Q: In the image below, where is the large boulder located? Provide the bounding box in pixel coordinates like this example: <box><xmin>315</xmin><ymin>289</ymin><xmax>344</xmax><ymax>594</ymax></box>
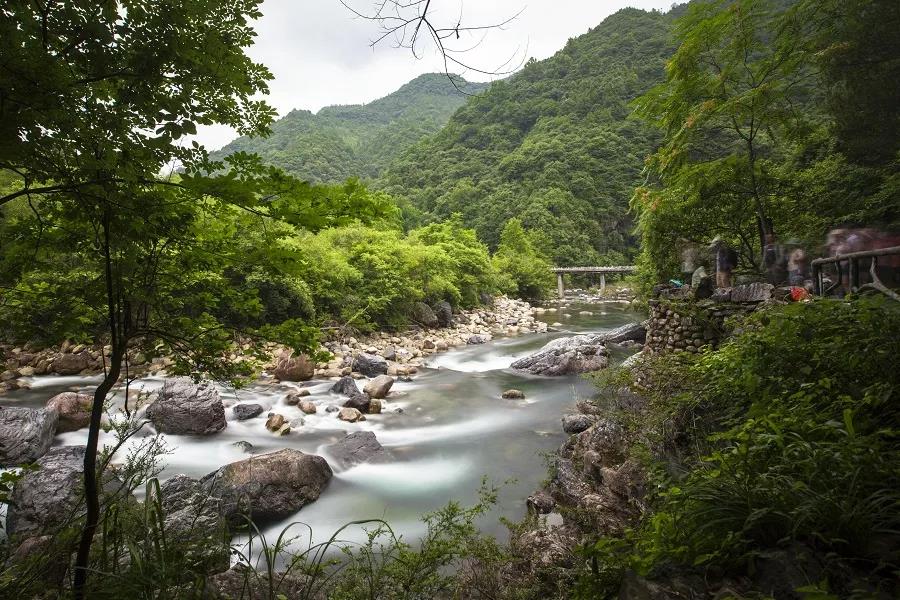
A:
<box><xmin>0</xmin><ymin>406</ymin><xmax>58</xmax><ymax>467</ymax></box>
<box><xmin>600</xmin><ymin>322</ymin><xmax>646</xmax><ymax>344</ymax></box>
<box><xmin>510</xmin><ymin>334</ymin><xmax>610</xmax><ymax>375</ymax></box>
<box><xmin>201</xmin><ymin>449</ymin><xmax>332</xmax><ymax>526</ymax></box>
<box><xmin>411</xmin><ymin>302</ymin><xmax>439</xmax><ymax>328</ymax></box>
<box><xmin>363</xmin><ymin>375</ymin><xmax>394</xmax><ymax>399</ymax></box>
<box><xmin>272</xmin><ymin>352</ymin><xmax>314</xmax><ymax>382</ymax></box>
<box><xmin>6</xmin><ymin>446</ymin><xmax>86</xmax><ymax>538</ymax></box>
<box><xmin>160</xmin><ymin>474</ymin><xmax>229</xmax><ymax>572</ymax></box>
<box><xmin>46</xmin><ymin>392</ymin><xmax>93</xmax><ymax>432</ymax></box>
<box><xmin>352</xmin><ymin>353</ymin><xmax>388</xmax><ymax>378</ymax></box>
<box><xmin>146</xmin><ymin>379</ymin><xmax>226</xmax><ymax>435</ymax></box>
<box><xmin>331</xmin><ymin>376</ymin><xmax>361</xmax><ymax>396</ymax></box>
<box><xmin>433</xmin><ymin>300</ymin><xmax>454</xmax><ymax>327</ymax></box>
<box><xmin>51</xmin><ymin>353</ymin><xmax>90</xmax><ymax>375</ymax></box>
<box><xmin>6</xmin><ymin>446</ymin><xmax>127</xmax><ymax>541</ymax></box>
<box><xmin>325</xmin><ymin>431</ymin><xmax>388</xmax><ymax>469</ymax></box>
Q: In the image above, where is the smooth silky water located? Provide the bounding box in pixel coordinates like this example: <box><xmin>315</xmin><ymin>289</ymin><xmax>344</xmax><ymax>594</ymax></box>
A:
<box><xmin>4</xmin><ymin>301</ymin><xmax>643</xmax><ymax>558</ymax></box>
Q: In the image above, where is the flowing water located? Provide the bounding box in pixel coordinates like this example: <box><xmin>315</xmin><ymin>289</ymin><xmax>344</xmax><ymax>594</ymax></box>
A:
<box><xmin>4</xmin><ymin>300</ymin><xmax>642</xmax><ymax>554</ymax></box>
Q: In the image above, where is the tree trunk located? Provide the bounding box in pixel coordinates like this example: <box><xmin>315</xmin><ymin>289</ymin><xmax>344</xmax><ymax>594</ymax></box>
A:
<box><xmin>72</xmin><ymin>347</ymin><xmax>123</xmax><ymax>597</ymax></box>
<box><xmin>73</xmin><ymin>205</ymin><xmax>124</xmax><ymax>599</ymax></box>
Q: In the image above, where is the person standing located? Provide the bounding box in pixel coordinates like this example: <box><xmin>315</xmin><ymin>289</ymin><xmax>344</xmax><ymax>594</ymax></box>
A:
<box><xmin>710</xmin><ymin>237</ymin><xmax>737</xmax><ymax>288</ymax></box>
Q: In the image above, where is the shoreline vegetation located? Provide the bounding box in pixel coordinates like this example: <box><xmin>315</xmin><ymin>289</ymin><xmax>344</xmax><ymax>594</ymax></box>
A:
<box><xmin>1</xmin><ymin>0</ymin><xmax>897</xmax><ymax>597</ymax></box>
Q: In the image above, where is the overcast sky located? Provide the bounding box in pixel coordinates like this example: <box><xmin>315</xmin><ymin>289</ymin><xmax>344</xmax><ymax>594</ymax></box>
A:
<box><xmin>195</xmin><ymin>0</ymin><xmax>676</xmax><ymax>150</ymax></box>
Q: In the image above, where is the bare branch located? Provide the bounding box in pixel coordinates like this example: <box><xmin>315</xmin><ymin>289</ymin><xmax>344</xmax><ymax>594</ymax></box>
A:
<box><xmin>340</xmin><ymin>0</ymin><xmax>525</xmax><ymax>93</ymax></box>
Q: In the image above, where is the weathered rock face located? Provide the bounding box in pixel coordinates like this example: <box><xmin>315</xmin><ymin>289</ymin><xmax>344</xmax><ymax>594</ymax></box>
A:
<box><xmin>0</xmin><ymin>406</ymin><xmax>58</xmax><ymax>467</ymax></box>
<box><xmin>573</xmin><ymin>419</ymin><xmax>626</xmax><ymax>468</ymax></box>
<box><xmin>511</xmin><ymin>521</ymin><xmax>580</xmax><ymax>578</ymax></box>
<box><xmin>160</xmin><ymin>474</ymin><xmax>230</xmax><ymax>572</ymax></box>
<box><xmin>467</xmin><ymin>334</ymin><xmax>488</xmax><ymax>345</ymax></box>
<box><xmin>201</xmin><ymin>449</ymin><xmax>332</xmax><ymax>525</ymax></box>
<box><xmin>265</xmin><ymin>413</ymin><xmax>286</xmax><ymax>432</ymax></box>
<box><xmin>561</xmin><ymin>414</ymin><xmax>595</xmax><ymax>434</ymax></box>
<box><xmin>433</xmin><ymin>300</ymin><xmax>454</xmax><ymax>327</ymax></box>
<box><xmin>272</xmin><ymin>353</ymin><xmax>314</xmax><ymax>382</ymax></box>
<box><xmin>46</xmin><ymin>392</ymin><xmax>93</xmax><ymax>432</ymax></box>
<box><xmin>411</xmin><ymin>302</ymin><xmax>439</xmax><ymax>328</ymax></box>
<box><xmin>526</xmin><ymin>490</ymin><xmax>556</xmax><ymax>515</ymax></box>
<box><xmin>147</xmin><ymin>379</ymin><xmax>226</xmax><ymax>435</ymax></box>
<box><xmin>549</xmin><ymin>458</ymin><xmax>593</xmax><ymax>506</ymax></box>
<box><xmin>326</xmin><ymin>431</ymin><xmax>388</xmax><ymax>469</ymax></box>
<box><xmin>51</xmin><ymin>352</ymin><xmax>89</xmax><ymax>375</ymax></box>
<box><xmin>331</xmin><ymin>376</ymin><xmax>361</xmax><ymax>396</ymax></box>
<box><xmin>502</xmin><ymin>389</ymin><xmax>525</xmax><ymax>399</ymax></box>
<box><xmin>298</xmin><ymin>400</ymin><xmax>317</xmax><ymax>415</ymax></box>
<box><xmin>352</xmin><ymin>353</ymin><xmax>388</xmax><ymax>377</ymax></box>
<box><xmin>363</xmin><ymin>375</ymin><xmax>394</xmax><ymax>399</ymax></box>
<box><xmin>232</xmin><ymin>403</ymin><xmax>264</xmax><ymax>421</ymax></box>
<box><xmin>511</xmin><ymin>334</ymin><xmax>610</xmax><ymax>376</ymax></box>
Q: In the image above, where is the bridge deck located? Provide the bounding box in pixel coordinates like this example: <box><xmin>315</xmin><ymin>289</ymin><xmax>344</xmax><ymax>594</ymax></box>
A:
<box><xmin>550</xmin><ymin>266</ymin><xmax>637</xmax><ymax>274</ymax></box>
<box><xmin>551</xmin><ymin>266</ymin><xmax>636</xmax><ymax>298</ymax></box>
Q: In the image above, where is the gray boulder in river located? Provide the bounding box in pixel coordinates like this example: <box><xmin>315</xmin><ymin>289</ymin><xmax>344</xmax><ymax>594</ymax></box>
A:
<box><xmin>325</xmin><ymin>431</ymin><xmax>389</xmax><ymax>469</ymax></box>
<box><xmin>352</xmin><ymin>353</ymin><xmax>388</xmax><ymax>377</ymax></box>
<box><xmin>510</xmin><ymin>322</ymin><xmax>646</xmax><ymax>376</ymax></box>
<box><xmin>600</xmin><ymin>322</ymin><xmax>647</xmax><ymax>344</ymax></box>
<box><xmin>201</xmin><ymin>448</ymin><xmax>332</xmax><ymax>526</ymax></box>
<box><xmin>0</xmin><ymin>406</ymin><xmax>58</xmax><ymax>467</ymax></box>
<box><xmin>7</xmin><ymin>446</ymin><xmax>127</xmax><ymax>539</ymax></box>
<box><xmin>510</xmin><ymin>334</ymin><xmax>610</xmax><ymax>375</ymax></box>
<box><xmin>147</xmin><ymin>378</ymin><xmax>226</xmax><ymax>435</ymax></box>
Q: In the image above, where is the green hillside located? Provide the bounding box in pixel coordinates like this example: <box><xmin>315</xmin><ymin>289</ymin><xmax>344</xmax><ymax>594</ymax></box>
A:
<box><xmin>380</xmin><ymin>8</ymin><xmax>680</xmax><ymax>265</ymax></box>
<box><xmin>211</xmin><ymin>73</ymin><xmax>487</xmax><ymax>183</ymax></box>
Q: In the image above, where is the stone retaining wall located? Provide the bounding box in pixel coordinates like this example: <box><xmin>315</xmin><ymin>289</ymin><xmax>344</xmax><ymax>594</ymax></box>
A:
<box><xmin>645</xmin><ymin>282</ymin><xmax>779</xmax><ymax>355</ymax></box>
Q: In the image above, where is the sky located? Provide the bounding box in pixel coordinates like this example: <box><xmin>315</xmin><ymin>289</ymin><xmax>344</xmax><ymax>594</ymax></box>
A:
<box><xmin>195</xmin><ymin>0</ymin><xmax>676</xmax><ymax>150</ymax></box>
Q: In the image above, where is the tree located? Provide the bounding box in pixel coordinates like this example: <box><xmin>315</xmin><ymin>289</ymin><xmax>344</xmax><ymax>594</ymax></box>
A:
<box><xmin>633</xmin><ymin>0</ymin><xmax>812</xmax><ymax>267</ymax></box>
<box><xmin>492</xmin><ymin>218</ymin><xmax>554</xmax><ymax>301</ymax></box>
<box><xmin>0</xmin><ymin>2</ymin><xmax>386</xmax><ymax>595</ymax></box>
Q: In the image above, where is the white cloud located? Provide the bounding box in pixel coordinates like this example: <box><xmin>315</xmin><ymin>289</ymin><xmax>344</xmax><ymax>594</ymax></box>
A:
<box><xmin>195</xmin><ymin>0</ymin><xmax>676</xmax><ymax>150</ymax></box>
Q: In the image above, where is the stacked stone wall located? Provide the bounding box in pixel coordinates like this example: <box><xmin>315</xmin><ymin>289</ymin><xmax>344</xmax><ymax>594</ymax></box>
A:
<box><xmin>645</xmin><ymin>282</ymin><xmax>778</xmax><ymax>354</ymax></box>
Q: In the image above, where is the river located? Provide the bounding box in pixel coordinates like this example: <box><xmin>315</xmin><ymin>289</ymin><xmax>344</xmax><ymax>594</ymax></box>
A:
<box><xmin>4</xmin><ymin>300</ymin><xmax>642</xmax><ymax>556</ymax></box>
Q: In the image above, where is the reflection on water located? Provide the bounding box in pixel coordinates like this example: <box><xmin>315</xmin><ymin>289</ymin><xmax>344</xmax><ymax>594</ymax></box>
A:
<box><xmin>4</xmin><ymin>301</ymin><xmax>643</xmax><ymax>551</ymax></box>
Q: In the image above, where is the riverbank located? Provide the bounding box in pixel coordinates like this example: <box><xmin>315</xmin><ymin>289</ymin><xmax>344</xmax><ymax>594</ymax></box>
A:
<box><xmin>0</xmin><ymin>296</ymin><xmax>546</xmax><ymax>395</ymax></box>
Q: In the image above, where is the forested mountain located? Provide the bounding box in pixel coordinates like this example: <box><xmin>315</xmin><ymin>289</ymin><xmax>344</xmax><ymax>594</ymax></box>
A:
<box><xmin>380</xmin><ymin>8</ymin><xmax>682</xmax><ymax>266</ymax></box>
<box><xmin>211</xmin><ymin>74</ymin><xmax>487</xmax><ymax>183</ymax></box>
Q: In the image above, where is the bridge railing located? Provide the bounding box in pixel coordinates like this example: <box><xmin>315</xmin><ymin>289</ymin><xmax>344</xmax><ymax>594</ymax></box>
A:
<box><xmin>811</xmin><ymin>245</ymin><xmax>900</xmax><ymax>299</ymax></box>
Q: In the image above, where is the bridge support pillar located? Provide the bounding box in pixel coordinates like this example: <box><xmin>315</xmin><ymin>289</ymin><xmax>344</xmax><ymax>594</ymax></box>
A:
<box><xmin>557</xmin><ymin>273</ymin><xmax>565</xmax><ymax>299</ymax></box>
<box><xmin>600</xmin><ymin>273</ymin><xmax>606</xmax><ymax>295</ymax></box>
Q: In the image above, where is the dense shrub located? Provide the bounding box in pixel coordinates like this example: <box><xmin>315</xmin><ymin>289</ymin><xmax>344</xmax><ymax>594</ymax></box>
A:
<box><xmin>578</xmin><ymin>298</ymin><xmax>900</xmax><ymax>598</ymax></box>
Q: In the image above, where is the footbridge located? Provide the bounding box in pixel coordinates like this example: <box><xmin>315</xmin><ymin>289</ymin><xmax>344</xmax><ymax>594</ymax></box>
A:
<box><xmin>551</xmin><ymin>266</ymin><xmax>637</xmax><ymax>298</ymax></box>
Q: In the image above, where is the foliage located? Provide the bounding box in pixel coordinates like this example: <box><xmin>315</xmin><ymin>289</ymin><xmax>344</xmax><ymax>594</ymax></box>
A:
<box><xmin>631</xmin><ymin>0</ymin><xmax>900</xmax><ymax>286</ymax></box>
<box><xmin>212</xmin><ymin>74</ymin><xmax>488</xmax><ymax>183</ymax></box>
<box><xmin>577</xmin><ymin>298</ymin><xmax>900</xmax><ymax>598</ymax></box>
<box><xmin>380</xmin><ymin>8</ymin><xmax>678</xmax><ymax>265</ymax></box>
<box><xmin>492</xmin><ymin>219</ymin><xmax>555</xmax><ymax>301</ymax></box>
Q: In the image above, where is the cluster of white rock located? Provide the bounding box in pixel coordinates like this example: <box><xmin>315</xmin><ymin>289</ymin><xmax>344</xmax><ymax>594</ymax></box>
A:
<box><xmin>313</xmin><ymin>297</ymin><xmax>546</xmax><ymax>379</ymax></box>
